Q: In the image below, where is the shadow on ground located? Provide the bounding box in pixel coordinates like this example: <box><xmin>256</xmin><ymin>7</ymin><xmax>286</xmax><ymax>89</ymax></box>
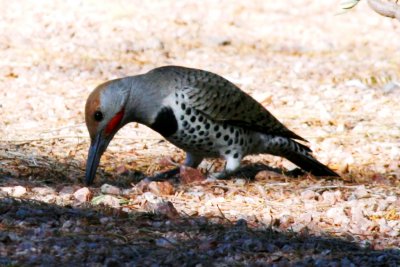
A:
<box><xmin>0</xmin><ymin>196</ymin><xmax>399</xmax><ymax>266</ymax></box>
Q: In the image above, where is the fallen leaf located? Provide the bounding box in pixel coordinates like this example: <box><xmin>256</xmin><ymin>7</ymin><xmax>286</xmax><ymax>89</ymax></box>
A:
<box><xmin>180</xmin><ymin>166</ymin><xmax>205</xmax><ymax>184</ymax></box>
<box><xmin>148</xmin><ymin>181</ymin><xmax>175</xmax><ymax>195</ymax></box>
<box><xmin>155</xmin><ymin>201</ymin><xmax>180</xmax><ymax>219</ymax></box>
<box><xmin>73</xmin><ymin>187</ymin><xmax>92</xmax><ymax>203</ymax></box>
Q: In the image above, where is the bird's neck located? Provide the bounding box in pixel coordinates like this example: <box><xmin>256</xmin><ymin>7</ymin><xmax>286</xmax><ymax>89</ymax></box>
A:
<box><xmin>124</xmin><ymin>74</ymin><xmax>173</xmax><ymax>127</ymax></box>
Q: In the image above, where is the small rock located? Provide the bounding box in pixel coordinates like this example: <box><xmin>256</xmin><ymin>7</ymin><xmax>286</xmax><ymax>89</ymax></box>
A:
<box><xmin>291</xmin><ymin>222</ymin><xmax>307</xmax><ymax>232</ymax></box>
<box><xmin>300</xmin><ymin>190</ymin><xmax>317</xmax><ymax>201</ymax></box>
<box><xmin>298</xmin><ymin>212</ymin><xmax>313</xmax><ymax>224</ymax></box>
<box><xmin>39</xmin><ymin>194</ymin><xmax>56</xmax><ymax>203</ymax></box>
<box><xmin>322</xmin><ymin>190</ymin><xmax>341</xmax><ymax>205</ymax></box>
<box><xmin>73</xmin><ymin>187</ymin><xmax>92</xmax><ymax>203</ymax></box>
<box><xmin>382</xmin><ymin>81</ymin><xmax>400</xmax><ymax>94</ymax></box>
<box><xmin>234</xmin><ymin>179</ymin><xmax>246</xmax><ymax>187</ymax></box>
<box><xmin>93</xmin><ymin>195</ymin><xmax>121</xmax><ymax>208</ymax></box>
<box><xmin>0</xmin><ymin>186</ymin><xmax>27</xmax><ymax>197</ymax></box>
<box><xmin>281</xmin><ymin>244</ymin><xmax>294</xmax><ymax>252</ymax></box>
<box><xmin>377</xmin><ymin>218</ymin><xmax>391</xmax><ymax>234</ymax></box>
<box><xmin>121</xmin><ymin>188</ymin><xmax>135</xmax><ymax>196</ymax></box>
<box><xmin>148</xmin><ymin>181</ymin><xmax>175</xmax><ymax>195</ymax></box>
<box><xmin>135</xmin><ymin>179</ymin><xmax>151</xmax><ymax>193</ymax></box>
<box><xmin>155</xmin><ymin>201</ymin><xmax>180</xmax><ymax>219</ymax></box>
<box><xmin>262</xmin><ymin>213</ymin><xmax>273</xmax><ymax>225</ymax></box>
<box><xmin>180</xmin><ymin>166</ymin><xmax>205</xmax><ymax>184</ymax></box>
<box><xmin>31</xmin><ymin>187</ymin><xmax>56</xmax><ymax>195</ymax></box>
<box><xmin>278</xmin><ymin>214</ymin><xmax>295</xmax><ymax>229</ymax></box>
<box><xmin>15</xmin><ymin>208</ymin><xmax>31</xmax><ymax>219</ymax></box>
<box><xmin>62</xmin><ymin>220</ymin><xmax>73</xmax><ymax>229</ymax></box>
<box><xmin>353</xmin><ymin>185</ymin><xmax>369</xmax><ymax>199</ymax></box>
<box><xmin>341</xmin><ymin>257</ymin><xmax>355</xmax><ymax>267</ymax></box>
<box><xmin>100</xmin><ymin>217</ymin><xmax>110</xmax><ymax>224</ymax></box>
<box><xmin>101</xmin><ymin>184</ymin><xmax>122</xmax><ymax>195</ymax></box>
<box><xmin>326</xmin><ymin>206</ymin><xmax>350</xmax><ymax>225</ymax></box>
<box><xmin>59</xmin><ymin>186</ymin><xmax>75</xmax><ymax>196</ymax></box>
<box><xmin>155</xmin><ymin>237</ymin><xmax>176</xmax><ymax>248</ymax></box>
<box><xmin>13</xmin><ymin>186</ymin><xmax>27</xmax><ymax>197</ymax></box>
<box><xmin>58</xmin><ymin>187</ymin><xmax>75</xmax><ymax>202</ymax></box>
<box><xmin>376</xmin><ymin>200</ymin><xmax>388</xmax><ymax>211</ymax></box>
<box><xmin>350</xmin><ymin>205</ymin><xmax>372</xmax><ymax>231</ymax></box>
<box><xmin>142</xmin><ymin>192</ymin><xmax>164</xmax><ymax>205</ymax></box>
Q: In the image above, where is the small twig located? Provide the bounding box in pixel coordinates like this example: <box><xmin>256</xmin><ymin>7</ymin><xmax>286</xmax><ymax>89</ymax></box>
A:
<box><xmin>216</xmin><ymin>204</ymin><xmax>232</xmax><ymax>223</ymax></box>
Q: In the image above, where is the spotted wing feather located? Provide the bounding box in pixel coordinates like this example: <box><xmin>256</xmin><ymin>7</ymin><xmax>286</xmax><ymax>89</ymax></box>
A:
<box><xmin>157</xmin><ymin>66</ymin><xmax>307</xmax><ymax>142</ymax></box>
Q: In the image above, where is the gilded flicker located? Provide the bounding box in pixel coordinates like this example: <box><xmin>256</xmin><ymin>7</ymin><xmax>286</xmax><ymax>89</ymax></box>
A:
<box><xmin>84</xmin><ymin>66</ymin><xmax>338</xmax><ymax>185</ymax></box>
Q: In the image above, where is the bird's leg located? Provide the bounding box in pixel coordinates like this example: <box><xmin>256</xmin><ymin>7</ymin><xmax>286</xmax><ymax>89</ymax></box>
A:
<box><xmin>212</xmin><ymin>155</ymin><xmax>241</xmax><ymax>180</ymax></box>
<box><xmin>147</xmin><ymin>153</ymin><xmax>203</xmax><ymax>181</ymax></box>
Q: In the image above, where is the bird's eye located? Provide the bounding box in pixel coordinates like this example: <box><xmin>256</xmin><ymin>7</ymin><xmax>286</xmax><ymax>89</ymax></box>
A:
<box><xmin>94</xmin><ymin>111</ymin><xmax>104</xmax><ymax>122</ymax></box>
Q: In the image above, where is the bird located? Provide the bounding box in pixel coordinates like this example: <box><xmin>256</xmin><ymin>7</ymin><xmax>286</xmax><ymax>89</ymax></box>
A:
<box><xmin>84</xmin><ymin>66</ymin><xmax>339</xmax><ymax>185</ymax></box>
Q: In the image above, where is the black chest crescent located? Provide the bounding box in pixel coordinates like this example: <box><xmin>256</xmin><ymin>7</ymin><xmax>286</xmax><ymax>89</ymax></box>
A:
<box><xmin>150</xmin><ymin>106</ymin><xmax>178</xmax><ymax>137</ymax></box>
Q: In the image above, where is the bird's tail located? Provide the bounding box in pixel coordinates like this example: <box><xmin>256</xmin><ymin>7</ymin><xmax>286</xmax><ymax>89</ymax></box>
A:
<box><xmin>285</xmin><ymin>148</ymin><xmax>339</xmax><ymax>177</ymax></box>
<box><xmin>262</xmin><ymin>136</ymin><xmax>339</xmax><ymax>177</ymax></box>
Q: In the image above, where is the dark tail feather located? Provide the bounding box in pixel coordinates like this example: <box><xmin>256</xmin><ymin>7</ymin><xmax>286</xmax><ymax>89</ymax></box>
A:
<box><xmin>285</xmin><ymin>152</ymin><xmax>340</xmax><ymax>177</ymax></box>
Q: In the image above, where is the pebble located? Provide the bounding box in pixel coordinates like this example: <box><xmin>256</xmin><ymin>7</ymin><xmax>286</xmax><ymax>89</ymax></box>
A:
<box><xmin>148</xmin><ymin>181</ymin><xmax>175</xmax><ymax>195</ymax></box>
<box><xmin>300</xmin><ymin>190</ymin><xmax>317</xmax><ymax>201</ymax></box>
<box><xmin>93</xmin><ymin>195</ymin><xmax>121</xmax><ymax>208</ymax></box>
<box><xmin>298</xmin><ymin>212</ymin><xmax>313</xmax><ymax>224</ymax></box>
<box><xmin>61</xmin><ymin>220</ymin><xmax>72</xmax><ymax>230</ymax></box>
<box><xmin>180</xmin><ymin>166</ymin><xmax>206</xmax><ymax>184</ymax></box>
<box><xmin>322</xmin><ymin>190</ymin><xmax>341</xmax><ymax>205</ymax></box>
<box><xmin>100</xmin><ymin>217</ymin><xmax>110</xmax><ymax>224</ymax></box>
<box><xmin>154</xmin><ymin>201</ymin><xmax>180</xmax><ymax>219</ymax></box>
<box><xmin>142</xmin><ymin>192</ymin><xmax>163</xmax><ymax>204</ymax></box>
<box><xmin>234</xmin><ymin>179</ymin><xmax>246</xmax><ymax>187</ymax></box>
<box><xmin>101</xmin><ymin>184</ymin><xmax>122</xmax><ymax>195</ymax></box>
<box><xmin>353</xmin><ymin>185</ymin><xmax>369</xmax><ymax>199</ymax></box>
<box><xmin>278</xmin><ymin>214</ymin><xmax>294</xmax><ymax>229</ymax></box>
<box><xmin>73</xmin><ymin>187</ymin><xmax>92</xmax><ymax>203</ymax></box>
<box><xmin>59</xmin><ymin>186</ymin><xmax>76</xmax><ymax>200</ymax></box>
<box><xmin>31</xmin><ymin>187</ymin><xmax>56</xmax><ymax>196</ymax></box>
<box><xmin>326</xmin><ymin>207</ymin><xmax>350</xmax><ymax>225</ymax></box>
<box><xmin>4</xmin><ymin>186</ymin><xmax>27</xmax><ymax>197</ymax></box>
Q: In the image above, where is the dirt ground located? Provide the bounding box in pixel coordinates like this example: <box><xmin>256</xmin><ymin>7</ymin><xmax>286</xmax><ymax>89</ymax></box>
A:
<box><xmin>0</xmin><ymin>0</ymin><xmax>399</xmax><ymax>266</ymax></box>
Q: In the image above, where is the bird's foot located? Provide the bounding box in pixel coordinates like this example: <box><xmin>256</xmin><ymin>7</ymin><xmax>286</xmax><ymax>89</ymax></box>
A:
<box><xmin>145</xmin><ymin>167</ymin><xmax>180</xmax><ymax>182</ymax></box>
<box><xmin>208</xmin><ymin>164</ymin><xmax>302</xmax><ymax>180</ymax></box>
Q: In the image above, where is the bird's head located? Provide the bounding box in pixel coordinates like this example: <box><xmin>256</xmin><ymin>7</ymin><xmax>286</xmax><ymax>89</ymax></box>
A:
<box><xmin>84</xmin><ymin>79</ymin><xmax>130</xmax><ymax>185</ymax></box>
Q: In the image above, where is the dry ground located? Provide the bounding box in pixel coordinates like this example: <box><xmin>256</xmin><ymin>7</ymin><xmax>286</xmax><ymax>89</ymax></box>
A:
<box><xmin>0</xmin><ymin>0</ymin><xmax>399</xmax><ymax>266</ymax></box>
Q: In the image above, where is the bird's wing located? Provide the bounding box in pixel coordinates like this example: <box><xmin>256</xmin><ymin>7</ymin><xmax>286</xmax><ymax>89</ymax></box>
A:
<box><xmin>176</xmin><ymin>68</ymin><xmax>307</xmax><ymax>141</ymax></box>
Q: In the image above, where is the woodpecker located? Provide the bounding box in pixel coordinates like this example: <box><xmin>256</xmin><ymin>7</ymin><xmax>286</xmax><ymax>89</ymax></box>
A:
<box><xmin>84</xmin><ymin>66</ymin><xmax>338</xmax><ymax>185</ymax></box>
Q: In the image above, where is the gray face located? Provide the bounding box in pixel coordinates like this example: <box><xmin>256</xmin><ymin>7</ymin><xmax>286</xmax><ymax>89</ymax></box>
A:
<box><xmin>84</xmin><ymin>79</ymin><xmax>131</xmax><ymax>185</ymax></box>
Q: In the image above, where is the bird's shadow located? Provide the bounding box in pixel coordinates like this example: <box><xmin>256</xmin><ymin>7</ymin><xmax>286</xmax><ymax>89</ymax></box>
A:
<box><xmin>220</xmin><ymin>163</ymin><xmax>307</xmax><ymax>180</ymax></box>
<box><xmin>1</xmin><ymin>197</ymin><xmax>399</xmax><ymax>266</ymax></box>
<box><xmin>115</xmin><ymin>162</ymin><xmax>316</xmax><ymax>188</ymax></box>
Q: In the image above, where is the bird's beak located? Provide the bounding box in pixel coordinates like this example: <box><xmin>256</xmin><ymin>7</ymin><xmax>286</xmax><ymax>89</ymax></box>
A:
<box><xmin>85</xmin><ymin>131</ymin><xmax>110</xmax><ymax>185</ymax></box>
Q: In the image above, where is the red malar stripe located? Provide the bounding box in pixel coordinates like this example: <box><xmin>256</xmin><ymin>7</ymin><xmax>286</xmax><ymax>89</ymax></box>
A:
<box><xmin>105</xmin><ymin>109</ymin><xmax>124</xmax><ymax>134</ymax></box>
